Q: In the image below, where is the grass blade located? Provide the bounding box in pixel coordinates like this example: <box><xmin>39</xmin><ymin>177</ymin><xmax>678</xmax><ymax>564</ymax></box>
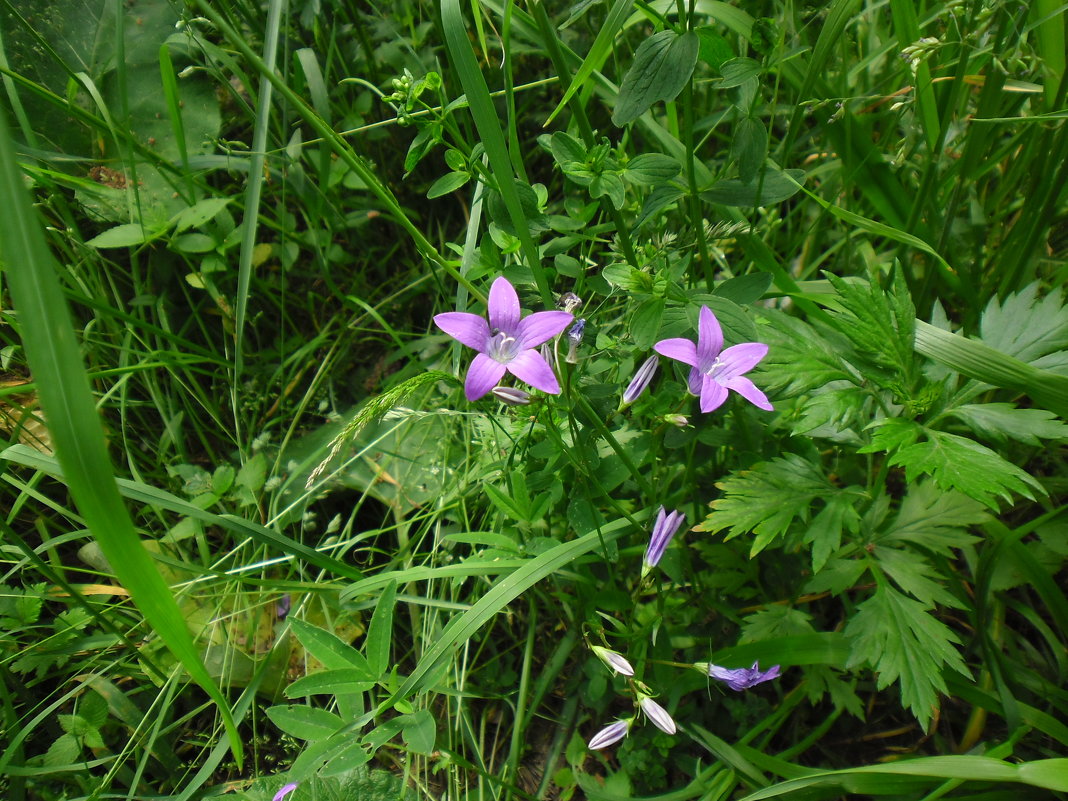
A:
<box><xmin>0</xmin><ymin>108</ymin><xmax>242</xmax><ymax>765</ymax></box>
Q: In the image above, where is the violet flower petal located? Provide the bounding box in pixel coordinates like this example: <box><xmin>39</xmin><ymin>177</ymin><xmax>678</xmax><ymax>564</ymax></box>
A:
<box><xmin>488</xmin><ymin>276</ymin><xmax>521</xmax><ymax>333</ymax></box>
<box><xmin>698</xmin><ymin>378</ymin><xmax>729</xmax><ymax>413</ymax></box>
<box><xmin>434</xmin><ymin>312</ymin><xmax>491</xmax><ymax>352</ymax></box>
<box><xmin>515</xmin><ymin>310</ymin><xmax>574</xmax><ymax>349</ymax></box>
<box><xmin>686</xmin><ymin>366</ymin><xmax>704</xmax><ymax>397</ymax></box>
<box><xmin>717</xmin><ymin>342</ymin><xmax>770</xmax><ymax>380</ymax></box>
<box><xmin>588</xmin><ymin>719</ymin><xmax>631</xmax><ymax>750</ymax></box>
<box><xmin>696</xmin><ymin>305</ymin><xmax>724</xmax><ymax>368</ymax></box>
<box><xmin>273</xmin><ymin>783</ymin><xmax>299</xmax><ymax>801</ymax></box>
<box><xmin>639</xmin><ymin>697</ymin><xmax>677</xmax><ymax>735</ymax></box>
<box><xmin>724</xmin><ymin>376</ymin><xmax>773</xmax><ymax>410</ymax></box>
<box><xmin>465</xmin><ymin>354</ymin><xmax>507</xmax><ymax>400</ymax></box>
<box><xmin>707</xmin><ymin>661</ymin><xmax>781</xmax><ymax>691</ymax></box>
<box><xmin>507</xmin><ymin>350</ymin><xmax>561</xmax><ymax>394</ymax></box>
<box><xmin>654</xmin><ymin>337</ymin><xmax>699</xmax><ymax>367</ymax></box>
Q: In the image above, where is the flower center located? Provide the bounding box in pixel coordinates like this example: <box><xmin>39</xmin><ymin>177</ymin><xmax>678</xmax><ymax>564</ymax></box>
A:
<box><xmin>704</xmin><ymin>356</ymin><xmax>725</xmax><ymax>381</ymax></box>
<box><xmin>488</xmin><ymin>331</ymin><xmax>519</xmax><ymax>363</ymax></box>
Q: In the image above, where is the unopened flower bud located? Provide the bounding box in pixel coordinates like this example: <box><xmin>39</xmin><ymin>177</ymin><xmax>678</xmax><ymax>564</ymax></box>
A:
<box><xmin>491</xmin><ymin>386</ymin><xmax>532</xmax><ymax>405</ymax></box>
<box><xmin>558</xmin><ymin>292</ymin><xmax>583</xmax><ymax>314</ymax></box>
<box><xmin>591</xmin><ymin>645</ymin><xmax>634</xmax><ymax>676</ymax></box>
<box><xmin>638</xmin><ymin>696</ymin><xmax>676</xmax><ymax>735</ymax></box>
<box><xmin>588</xmin><ymin>719</ymin><xmax>631</xmax><ymax>750</ymax></box>
<box><xmin>663</xmin><ymin>414</ymin><xmax>689</xmax><ymax>427</ymax></box>
<box><xmin>566</xmin><ymin>318</ymin><xmax>586</xmax><ymax>364</ymax></box>
<box><xmin>622</xmin><ymin>355</ymin><xmax>659</xmax><ymax>406</ymax></box>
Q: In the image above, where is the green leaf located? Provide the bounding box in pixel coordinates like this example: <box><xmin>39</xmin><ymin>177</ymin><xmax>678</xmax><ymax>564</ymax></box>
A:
<box><xmin>426</xmin><ymin>171</ymin><xmax>470</xmax><ymax>199</ymax></box>
<box><xmin>825</xmin><ymin>273</ymin><xmax>915</xmax><ymax>379</ymax></box>
<box><xmin>845</xmin><ymin>585</ymin><xmax>969</xmax><ymax>729</ymax></box>
<box><xmin>980</xmin><ymin>283</ymin><xmax>1068</xmax><ymax>363</ymax></box>
<box><xmin>589</xmin><ymin>171</ymin><xmax>625</xmax><ymax>209</ymax></box>
<box><xmin>805</xmin><ymin>490</ymin><xmax>863</xmax><ymax>572</ymax></box>
<box><xmin>732</xmin><ymin>116</ymin><xmax>768</xmax><ymax>184</ymax></box>
<box><xmin>860</xmin><ymin>417</ymin><xmax>922</xmax><ymax>454</ymax></box>
<box><xmin>702</xmin><ymin>168</ymin><xmax>805</xmax><ymax>207</ymax></box>
<box><xmin>289</xmin><ymin>619</ymin><xmax>375</xmax><ymax>675</ymax></box>
<box><xmin>400</xmin><ymin>709</ymin><xmax>436</xmax><ymax>755</ymax></box>
<box><xmin>365</xmin><ymin>581</ymin><xmax>397</xmax><ymax>678</ymax></box>
<box><xmin>718</xmin><ymin>57</ymin><xmax>761</xmax><ymax>88</ymax></box>
<box><xmin>881</xmin><ymin>483</ymin><xmax>987</xmax><ymax>556</ymax></box>
<box><xmin>623</xmin><ymin>153</ymin><xmax>682</xmax><ymax>185</ymax></box>
<box><xmin>872</xmin><ymin>546</ymin><xmax>964</xmax><ymax>608</ymax></box>
<box><xmin>695</xmin><ymin>454</ymin><xmax>833</xmax><ymax>555</ymax></box>
<box><xmin>172</xmin><ymin>198</ymin><xmax>232</xmax><ymax>232</ymax></box>
<box><xmin>889</xmin><ymin>430</ymin><xmax>1044</xmax><ymax>510</ymax></box>
<box><xmin>549</xmin><ymin>131</ymin><xmax>586</xmax><ymax>165</ymax></box>
<box><xmin>947</xmin><ymin>402</ymin><xmax>1068</xmax><ymax>446</ymax></box>
<box><xmin>612</xmin><ymin>30</ymin><xmax>700</xmax><ymax>127</ymax></box>
<box><xmin>284</xmin><ymin>669</ymin><xmax>377</xmax><ymax>697</ymax></box>
<box><xmin>86</xmin><ymin>223</ymin><xmax>158</xmax><ymax>248</ymax></box>
<box><xmin>265</xmin><ymin>705</ymin><xmax>344</xmax><ymax>741</ymax></box>
<box><xmin>695</xmin><ymin>27</ymin><xmax>734</xmax><ymax>71</ymax></box>
<box><xmin>714</xmin><ymin>273</ymin><xmax>772</xmax><ymax>305</ymax></box>
<box><xmin>630</xmin><ymin>297</ymin><xmax>665</xmax><ymax>350</ymax></box>
<box><xmin>44</xmin><ymin>734</ymin><xmax>80</xmax><ymax>767</ymax></box>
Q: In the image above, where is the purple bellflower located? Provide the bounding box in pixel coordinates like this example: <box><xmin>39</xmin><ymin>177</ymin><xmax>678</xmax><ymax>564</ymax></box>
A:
<box><xmin>654</xmin><ymin>305</ymin><xmax>772</xmax><ymax>413</ymax></box>
<box><xmin>588</xmin><ymin>718</ymin><xmax>632</xmax><ymax>750</ymax></box>
<box><xmin>273</xmin><ymin>782</ymin><xmax>299</xmax><ymax>801</ymax></box>
<box><xmin>642</xmin><ymin>507</ymin><xmax>686</xmax><ymax>577</ymax></box>
<box><xmin>639</xmin><ymin>697</ymin><xmax>677</xmax><ymax>735</ymax></box>
<box><xmin>701</xmin><ymin>661</ymin><xmax>781</xmax><ymax>691</ymax></box>
<box><xmin>434</xmin><ymin>277</ymin><xmax>573</xmax><ymax>401</ymax></box>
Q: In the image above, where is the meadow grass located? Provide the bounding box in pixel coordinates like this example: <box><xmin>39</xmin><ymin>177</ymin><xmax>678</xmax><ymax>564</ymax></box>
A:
<box><xmin>1</xmin><ymin>0</ymin><xmax>1066</xmax><ymax>799</ymax></box>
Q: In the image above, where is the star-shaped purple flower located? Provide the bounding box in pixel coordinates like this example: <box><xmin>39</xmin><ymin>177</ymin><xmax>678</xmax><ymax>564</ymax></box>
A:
<box><xmin>434</xmin><ymin>277</ymin><xmax>573</xmax><ymax>401</ymax></box>
<box><xmin>654</xmin><ymin>305</ymin><xmax>772</xmax><ymax>413</ymax></box>
<box><xmin>706</xmin><ymin>661</ymin><xmax>781</xmax><ymax>691</ymax></box>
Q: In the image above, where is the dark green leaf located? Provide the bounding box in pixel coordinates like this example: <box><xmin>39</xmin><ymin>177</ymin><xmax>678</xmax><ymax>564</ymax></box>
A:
<box><xmin>265</xmin><ymin>705</ymin><xmax>344</xmax><ymax>741</ymax></box>
<box><xmin>947</xmin><ymin>402</ymin><xmax>1068</xmax><ymax>446</ymax></box>
<box><xmin>714</xmin><ymin>273</ymin><xmax>772</xmax><ymax>305</ymax></box>
<box><xmin>366</xmin><ymin>580</ymin><xmax>397</xmax><ymax>678</ymax></box>
<box><xmin>845</xmin><ymin>585</ymin><xmax>969</xmax><ymax>729</ymax></box>
<box><xmin>695</xmin><ymin>27</ymin><xmax>733</xmax><ymax>70</ymax></box>
<box><xmin>285</xmin><ymin>669</ymin><xmax>377</xmax><ymax>697</ymax></box>
<box><xmin>613</xmin><ymin>30</ymin><xmax>700</xmax><ymax>126</ymax></box>
<box><xmin>702</xmin><ymin>168</ymin><xmax>805</xmax><ymax>207</ymax></box>
<box><xmin>401</xmin><ymin>709</ymin><xmax>436</xmax><ymax>755</ymax></box>
<box><xmin>590</xmin><ymin>171</ymin><xmax>625</xmax><ymax>209</ymax></box>
<box><xmin>733</xmin><ymin>117</ymin><xmax>768</xmax><ymax>184</ymax></box>
<box><xmin>624</xmin><ymin>153</ymin><xmax>682</xmax><ymax>185</ymax></box>
<box><xmin>630</xmin><ymin>297</ymin><xmax>665</xmax><ymax>350</ymax></box>
<box><xmin>889</xmin><ymin>430</ymin><xmax>1044</xmax><ymax>509</ymax></box>
<box><xmin>426</xmin><ymin>171</ymin><xmax>470</xmax><ymax>199</ymax></box>
<box><xmin>718</xmin><ymin>57</ymin><xmax>761</xmax><ymax>88</ymax></box>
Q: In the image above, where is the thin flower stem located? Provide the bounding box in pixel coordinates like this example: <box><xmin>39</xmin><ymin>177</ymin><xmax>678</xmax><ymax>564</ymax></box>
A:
<box><xmin>571</xmin><ymin>393</ymin><xmax>654</xmax><ymax>499</ymax></box>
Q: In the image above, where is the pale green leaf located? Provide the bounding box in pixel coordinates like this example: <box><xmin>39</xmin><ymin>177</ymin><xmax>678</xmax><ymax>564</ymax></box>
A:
<box><xmin>284</xmin><ymin>669</ymin><xmax>376</xmax><ymax>697</ymax></box>
<box><xmin>980</xmin><ymin>283</ymin><xmax>1068</xmax><ymax>363</ymax></box>
<box><xmin>365</xmin><ymin>580</ymin><xmax>397</xmax><ymax>678</ymax></box>
<box><xmin>289</xmin><ymin>619</ymin><xmax>374</xmax><ymax>675</ymax></box>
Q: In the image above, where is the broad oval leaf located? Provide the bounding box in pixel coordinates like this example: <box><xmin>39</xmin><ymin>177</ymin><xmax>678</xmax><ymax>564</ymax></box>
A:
<box><xmin>625</xmin><ymin>153</ymin><xmax>682</xmax><ymax>185</ymax></box>
<box><xmin>284</xmin><ymin>668</ymin><xmax>377</xmax><ymax>697</ymax></box>
<box><xmin>265</xmin><ymin>704</ymin><xmax>344</xmax><ymax>741</ymax></box>
<box><xmin>613</xmin><ymin>30</ymin><xmax>699</xmax><ymax>126</ymax></box>
<box><xmin>702</xmin><ymin>168</ymin><xmax>805</xmax><ymax>207</ymax></box>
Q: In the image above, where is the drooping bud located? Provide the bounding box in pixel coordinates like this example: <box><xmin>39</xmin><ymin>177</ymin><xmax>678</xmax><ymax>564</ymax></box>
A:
<box><xmin>491</xmin><ymin>386</ymin><xmax>533</xmax><ymax>406</ymax></box>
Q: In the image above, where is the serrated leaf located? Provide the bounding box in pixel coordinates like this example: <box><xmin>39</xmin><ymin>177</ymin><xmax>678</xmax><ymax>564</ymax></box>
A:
<box><xmin>859</xmin><ymin>417</ymin><xmax>922</xmax><ymax>454</ymax></box>
<box><xmin>826</xmin><ymin>273</ymin><xmax>915</xmax><ymax>380</ymax></box>
<box><xmin>804</xmin><ymin>557</ymin><xmax>868</xmax><ymax>596</ymax></box>
<box><xmin>845</xmin><ymin>585</ymin><xmax>969</xmax><ymax>729</ymax></box>
<box><xmin>890</xmin><ymin>430</ymin><xmax>1044</xmax><ymax>509</ymax></box>
<box><xmin>980</xmin><ymin>283</ymin><xmax>1068</xmax><ymax>363</ymax></box>
<box><xmin>759</xmin><ymin>310</ymin><xmax>856</xmax><ymax>396</ymax></box>
<box><xmin>805</xmin><ymin>490</ymin><xmax>864</xmax><ymax>572</ymax></box>
<box><xmin>44</xmin><ymin>734</ymin><xmax>80</xmax><ymax>767</ymax></box>
<box><xmin>265</xmin><ymin>705</ymin><xmax>344</xmax><ymax>741</ymax></box>
<box><xmin>873</xmin><ymin>546</ymin><xmax>964</xmax><ymax>608</ymax></box>
<box><xmin>702</xmin><ymin>168</ymin><xmax>805</xmax><ymax>207</ymax></box>
<box><xmin>733</xmin><ymin>117</ymin><xmax>768</xmax><ymax>184</ymax></box>
<box><xmin>624</xmin><ymin>153</ymin><xmax>682</xmax><ymax>185</ymax></box>
<box><xmin>740</xmin><ymin>606</ymin><xmax>814</xmax><ymax>643</ymax></box>
<box><xmin>613</xmin><ymin>30</ymin><xmax>699</xmax><ymax>126</ymax></box>
<box><xmin>946</xmin><ymin>402</ymin><xmax>1068</xmax><ymax>446</ymax></box>
<box><xmin>695</xmin><ymin>454</ymin><xmax>833</xmax><ymax>555</ymax></box>
<box><xmin>793</xmin><ymin>386</ymin><xmax>870</xmax><ymax>442</ymax></box>
<box><xmin>882</xmin><ymin>483</ymin><xmax>987</xmax><ymax>556</ymax></box>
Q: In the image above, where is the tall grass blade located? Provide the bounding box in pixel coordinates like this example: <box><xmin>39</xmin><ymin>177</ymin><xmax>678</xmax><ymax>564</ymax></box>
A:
<box><xmin>0</xmin><ymin>109</ymin><xmax>242</xmax><ymax>764</ymax></box>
